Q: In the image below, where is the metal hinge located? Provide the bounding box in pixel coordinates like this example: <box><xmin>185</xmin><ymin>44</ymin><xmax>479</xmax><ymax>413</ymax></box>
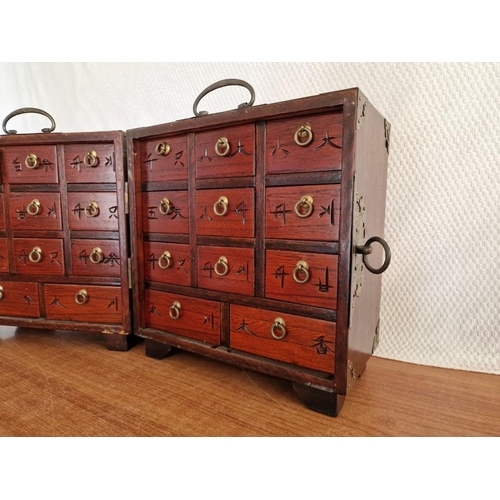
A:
<box><xmin>384</xmin><ymin>118</ymin><xmax>391</xmax><ymax>154</ymax></box>
<box><xmin>124</xmin><ymin>181</ymin><xmax>129</xmax><ymax>214</ymax></box>
<box><xmin>127</xmin><ymin>258</ymin><xmax>132</xmax><ymax>289</ymax></box>
<box><xmin>356</xmin><ymin>96</ymin><xmax>367</xmax><ymax>130</ymax></box>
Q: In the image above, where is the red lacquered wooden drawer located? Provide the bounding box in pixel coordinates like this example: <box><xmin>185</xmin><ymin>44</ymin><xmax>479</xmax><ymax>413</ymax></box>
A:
<box><xmin>144</xmin><ymin>241</ymin><xmax>191</xmax><ymax>286</ymax></box>
<box><xmin>44</xmin><ymin>284</ymin><xmax>122</xmax><ymax>324</ymax></box>
<box><xmin>0</xmin><ymin>238</ymin><xmax>8</xmax><ymax>272</ymax></box>
<box><xmin>9</xmin><ymin>192</ymin><xmax>62</xmax><ymax>231</ymax></box>
<box><xmin>64</xmin><ymin>143</ymin><xmax>117</xmax><ymax>183</ymax></box>
<box><xmin>139</xmin><ymin>135</ymin><xmax>188</xmax><ymax>183</ymax></box>
<box><xmin>0</xmin><ymin>193</ymin><xmax>5</xmax><ymax>231</ymax></box>
<box><xmin>12</xmin><ymin>238</ymin><xmax>65</xmax><ymax>275</ymax></box>
<box><xmin>266</xmin><ymin>112</ymin><xmax>343</xmax><ymax>175</ymax></box>
<box><xmin>70</xmin><ymin>239</ymin><xmax>121</xmax><ymax>278</ymax></box>
<box><xmin>195</xmin><ymin>124</ymin><xmax>255</xmax><ymax>179</ymax></box>
<box><xmin>266</xmin><ymin>184</ymin><xmax>340</xmax><ymax>241</ymax></box>
<box><xmin>1</xmin><ymin>145</ymin><xmax>58</xmax><ymax>184</ymax></box>
<box><xmin>197</xmin><ymin>245</ymin><xmax>254</xmax><ymax>296</ymax></box>
<box><xmin>67</xmin><ymin>192</ymin><xmax>118</xmax><ymax>231</ymax></box>
<box><xmin>196</xmin><ymin>187</ymin><xmax>254</xmax><ymax>238</ymax></box>
<box><xmin>266</xmin><ymin>250</ymin><xmax>338</xmax><ymax>309</ymax></box>
<box><xmin>145</xmin><ymin>289</ymin><xmax>220</xmax><ymax>345</ymax></box>
<box><xmin>142</xmin><ymin>191</ymin><xmax>189</xmax><ymax>234</ymax></box>
<box><xmin>230</xmin><ymin>305</ymin><xmax>336</xmax><ymax>373</ymax></box>
<box><xmin>0</xmin><ymin>281</ymin><xmax>40</xmax><ymax>318</ymax></box>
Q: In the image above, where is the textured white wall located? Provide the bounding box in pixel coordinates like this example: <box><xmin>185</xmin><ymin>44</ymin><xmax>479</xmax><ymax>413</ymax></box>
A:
<box><xmin>1</xmin><ymin>62</ymin><xmax>499</xmax><ymax>374</ymax></box>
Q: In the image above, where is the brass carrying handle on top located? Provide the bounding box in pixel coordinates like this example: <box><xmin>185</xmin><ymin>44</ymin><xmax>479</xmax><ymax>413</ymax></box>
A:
<box><xmin>2</xmin><ymin>107</ymin><xmax>56</xmax><ymax>135</ymax></box>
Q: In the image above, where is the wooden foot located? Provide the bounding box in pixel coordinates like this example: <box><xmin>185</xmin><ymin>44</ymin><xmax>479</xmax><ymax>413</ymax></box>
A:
<box><xmin>292</xmin><ymin>382</ymin><xmax>345</xmax><ymax>417</ymax></box>
<box><xmin>104</xmin><ymin>333</ymin><xmax>138</xmax><ymax>352</ymax></box>
<box><xmin>145</xmin><ymin>339</ymin><xmax>174</xmax><ymax>360</ymax></box>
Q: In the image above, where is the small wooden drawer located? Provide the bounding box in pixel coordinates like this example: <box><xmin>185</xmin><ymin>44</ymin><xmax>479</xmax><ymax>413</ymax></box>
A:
<box><xmin>144</xmin><ymin>241</ymin><xmax>191</xmax><ymax>286</ymax></box>
<box><xmin>0</xmin><ymin>238</ymin><xmax>8</xmax><ymax>272</ymax></box>
<box><xmin>230</xmin><ymin>305</ymin><xmax>336</xmax><ymax>373</ymax></box>
<box><xmin>142</xmin><ymin>191</ymin><xmax>189</xmax><ymax>234</ymax></box>
<box><xmin>44</xmin><ymin>284</ymin><xmax>123</xmax><ymax>324</ymax></box>
<box><xmin>0</xmin><ymin>193</ymin><xmax>5</xmax><ymax>231</ymax></box>
<box><xmin>198</xmin><ymin>245</ymin><xmax>254</xmax><ymax>296</ymax></box>
<box><xmin>1</xmin><ymin>145</ymin><xmax>58</xmax><ymax>184</ymax></box>
<box><xmin>70</xmin><ymin>239</ymin><xmax>121</xmax><ymax>278</ymax></box>
<box><xmin>12</xmin><ymin>238</ymin><xmax>65</xmax><ymax>276</ymax></box>
<box><xmin>67</xmin><ymin>192</ymin><xmax>119</xmax><ymax>231</ymax></box>
<box><xmin>139</xmin><ymin>135</ymin><xmax>188</xmax><ymax>183</ymax></box>
<box><xmin>195</xmin><ymin>123</ymin><xmax>255</xmax><ymax>179</ymax></box>
<box><xmin>0</xmin><ymin>280</ymin><xmax>40</xmax><ymax>318</ymax></box>
<box><xmin>196</xmin><ymin>187</ymin><xmax>255</xmax><ymax>238</ymax></box>
<box><xmin>265</xmin><ymin>250</ymin><xmax>338</xmax><ymax>309</ymax></box>
<box><xmin>266</xmin><ymin>184</ymin><xmax>340</xmax><ymax>241</ymax></box>
<box><xmin>145</xmin><ymin>289</ymin><xmax>221</xmax><ymax>345</ymax></box>
<box><xmin>9</xmin><ymin>192</ymin><xmax>62</xmax><ymax>231</ymax></box>
<box><xmin>64</xmin><ymin>143</ymin><xmax>117</xmax><ymax>183</ymax></box>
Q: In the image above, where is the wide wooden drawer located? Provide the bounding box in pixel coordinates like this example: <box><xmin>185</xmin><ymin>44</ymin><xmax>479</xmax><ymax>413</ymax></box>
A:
<box><xmin>266</xmin><ymin>112</ymin><xmax>343</xmax><ymax>175</ymax></box>
<box><xmin>70</xmin><ymin>239</ymin><xmax>121</xmax><ymax>278</ymax></box>
<box><xmin>196</xmin><ymin>187</ymin><xmax>255</xmax><ymax>238</ymax></box>
<box><xmin>144</xmin><ymin>241</ymin><xmax>190</xmax><ymax>286</ymax></box>
<box><xmin>0</xmin><ymin>238</ymin><xmax>9</xmax><ymax>272</ymax></box>
<box><xmin>142</xmin><ymin>191</ymin><xmax>189</xmax><ymax>234</ymax></box>
<box><xmin>230</xmin><ymin>305</ymin><xmax>336</xmax><ymax>373</ymax></box>
<box><xmin>0</xmin><ymin>280</ymin><xmax>40</xmax><ymax>318</ymax></box>
<box><xmin>1</xmin><ymin>145</ymin><xmax>58</xmax><ymax>184</ymax></box>
<box><xmin>9</xmin><ymin>192</ymin><xmax>62</xmax><ymax>231</ymax></box>
<box><xmin>12</xmin><ymin>238</ymin><xmax>65</xmax><ymax>275</ymax></box>
<box><xmin>44</xmin><ymin>284</ymin><xmax>122</xmax><ymax>323</ymax></box>
<box><xmin>145</xmin><ymin>289</ymin><xmax>221</xmax><ymax>345</ymax></box>
<box><xmin>266</xmin><ymin>184</ymin><xmax>340</xmax><ymax>241</ymax></box>
<box><xmin>64</xmin><ymin>143</ymin><xmax>117</xmax><ymax>183</ymax></box>
<box><xmin>197</xmin><ymin>245</ymin><xmax>254</xmax><ymax>296</ymax></box>
<box><xmin>67</xmin><ymin>192</ymin><xmax>119</xmax><ymax>231</ymax></box>
<box><xmin>195</xmin><ymin>123</ymin><xmax>255</xmax><ymax>179</ymax></box>
<box><xmin>265</xmin><ymin>250</ymin><xmax>338</xmax><ymax>309</ymax></box>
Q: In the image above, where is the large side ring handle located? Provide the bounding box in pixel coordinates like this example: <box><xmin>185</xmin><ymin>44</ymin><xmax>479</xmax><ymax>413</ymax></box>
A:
<box><xmin>2</xmin><ymin>107</ymin><xmax>56</xmax><ymax>135</ymax></box>
<box><xmin>356</xmin><ymin>236</ymin><xmax>391</xmax><ymax>274</ymax></box>
<box><xmin>193</xmin><ymin>79</ymin><xmax>255</xmax><ymax>117</ymax></box>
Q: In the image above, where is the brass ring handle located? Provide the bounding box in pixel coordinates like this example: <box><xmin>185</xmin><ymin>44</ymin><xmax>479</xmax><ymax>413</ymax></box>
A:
<box><xmin>294</xmin><ymin>124</ymin><xmax>314</xmax><ymax>147</ymax></box>
<box><xmin>294</xmin><ymin>195</ymin><xmax>314</xmax><ymax>218</ymax></box>
<box><xmin>75</xmin><ymin>289</ymin><xmax>89</xmax><ymax>305</ymax></box>
<box><xmin>215</xmin><ymin>137</ymin><xmax>230</xmax><ymax>157</ymax></box>
<box><xmin>213</xmin><ymin>196</ymin><xmax>229</xmax><ymax>216</ymax></box>
<box><xmin>155</xmin><ymin>142</ymin><xmax>171</xmax><ymax>156</ymax></box>
<box><xmin>292</xmin><ymin>261</ymin><xmax>310</xmax><ymax>284</ymax></box>
<box><xmin>2</xmin><ymin>107</ymin><xmax>56</xmax><ymax>135</ymax></box>
<box><xmin>356</xmin><ymin>236</ymin><xmax>391</xmax><ymax>275</ymax></box>
<box><xmin>84</xmin><ymin>201</ymin><xmax>99</xmax><ymax>218</ymax></box>
<box><xmin>27</xmin><ymin>199</ymin><xmax>41</xmax><ymax>216</ymax></box>
<box><xmin>89</xmin><ymin>247</ymin><xmax>104</xmax><ymax>264</ymax></box>
<box><xmin>271</xmin><ymin>317</ymin><xmax>287</xmax><ymax>340</ymax></box>
<box><xmin>28</xmin><ymin>246</ymin><xmax>42</xmax><ymax>263</ymax></box>
<box><xmin>0</xmin><ymin>285</ymin><xmax>4</xmax><ymax>300</ymax></box>
<box><xmin>25</xmin><ymin>154</ymin><xmax>38</xmax><ymax>169</ymax></box>
<box><xmin>214</xmin><ymin>256</ymin><xmax>229</xmax><ymax>276</ymax></box>
<box><xmin>159</xmin><ymin>198</ymin><xmax>172</xmax><ymax>216</ymax></box>
<box><xmin>169</xmin><ymin>301</ymin><xmax>181</xmax><ymax>320</ymax></box>
<box><xmin>83</xmin><ymin>150</ymin><xmax>98</xmax><ymax>167</ymax></box>
<box><xmin>158</xmin><ymin>251</ymin><xmax>172</xmax><ymax>269</ymax></box>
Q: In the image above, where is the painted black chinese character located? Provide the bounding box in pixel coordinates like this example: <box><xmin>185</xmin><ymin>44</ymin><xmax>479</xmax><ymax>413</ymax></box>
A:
<box><xmin>73</xmin><ymin>203</ymin><xmax>85</xmax><ymax>220</ymax></box>
<box><xmin>71</xmin><ymin>155</ymin><xmax>84</xmax><ymax>172</ymax></box>
<box><xmin>201</xmin><ymin>261</ymin><xmax>214</xmax><ymax>279</ymax></box>
<box><xmin>50</xmin><ymin>252</ymin><xmax>62</xmax><ymax>266</ymax></box>
<box><xmin>16</xmin><ymin>205</ymin><xmax>27</xmax><ymax>220</ymax></box>
<box><xmin>314</xmin><ymin>267</ymin><xmax>332</xmax><ymax>293</ymax></box>
<box><xmin>169</xmin><ymin>207</ymin><xmax>186</xmax><ymax>220</ymax></box>
<box><xmin>198</xmin><ymin>147</ymin><xmax>213</xmax><ymax>162</ymax></box>
<box><xmin>12</xmin><ymin>157</ymin><xmax>23</xmax><ymax>172</ymax></box>
<box><xmin>40</xmin><ymin>158</ymin><xmax>54</xmax><ymax>172</ymax></box>
<box><xmin>199</xmin><ymin>206</ymin><xmax>213</xmax><ymax>222</ymax></box>
<box><xmin>107</xmin><ymin>297</ymin><xmax>118</xmax><ymax>310</ymax></box>
<box><xmin>147</xmin><ymin>206</ymin><xmax>158</xmax><ymax>220</ymax></box>
<box><xmin>273</xmin><ymin>265</ymin><xmax>290</xmax><ymax>289</ymax></box>
<box><xmin>144</xmin><ymin>153</ymin><xmax>157</xmax><ymax>172</ymax></box>
<box><xmin>174</xmin><ymin>150</ymin><xmax>185</xmax><ymax>167</ymax></box>
<box><xmin>148</xmin><ymin>302</ymin><xmax>162</xmax><ymax>316</ymax></box>
<box><xmin>49</xmin><ymin>296</ymin><xmax>67</xmax><ymax>308</ymax></box>
<box><xmin>147</xmin><ymin>253</ymin><xmax>159</xmax><ymax>270</ymax></box>
<box><xmin>234</xmin><ymin>201</ymin><xmax>248</xmax><ymax>225</ymax></box>
<box><xmin>234</xmin><ymin>318</ymin><xmax>257</xmax><ymax>337</ymax></box>
<box><xmin>108</xmin><ymin>206</ymin><xmax>118</xmax><ymax>219</ymax></box>
<box><xmin>78</xmin><ymin>249</ymin><xmax>90</xmax><ymax>265</ymax></box>
<box><xmin>104</xmin><ymin>253</ymin><xmax>120</xmax><ymax>267</ymax></box>
<box><xmin>230</xmin><ymin>140</ymin><xmax>251</xmax><ymax>157</ymax></box>
<box><xmin>47</xmin><ymin>203</ymin><xmax>57</xmax><ymax>218</ymax></box>
<box><xmin>271</xmin><ymin>138</ymin><xmax>290</xmax><ymax>157</ymax></box>
<box><xmin>314</xmin><ymin>131</ymin><xmax>342</xmax><ymax>151</ymax></box>
<box><xmin>18</xmin><ymin>249</ymin><xmax>29</xmax><ymax>265</ymax></box>
<box><xmin>310</xmin><ymin>336</ymin><xmax>335</xmax><ymax>355</ymax></box>
<box><xmin>271</xmin><ymin>203</ymin><xmax>292</xmax><ymax>225</ymax></box>
<box><xmin>23</xmin><ymin>295</ymin><xmax>37</xmax><ymax>306</ymax></box>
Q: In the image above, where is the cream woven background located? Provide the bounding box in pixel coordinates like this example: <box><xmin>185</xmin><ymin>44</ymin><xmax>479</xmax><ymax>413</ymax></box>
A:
<box><xmin>1</xmin><ymin>62</ymin><xmax>498</xmax><ymax>375</ymax></box>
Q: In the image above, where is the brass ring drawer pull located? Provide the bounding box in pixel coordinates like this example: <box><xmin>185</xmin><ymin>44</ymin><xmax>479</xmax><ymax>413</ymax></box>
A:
<box><xmin>158</xmin><ymin>251</ymin><xmax>172</xmax><ymax>269</ymax></box>
<box><xmin>83</xmin><ymin>150</ymin><xmax>98</xmax><ymax>167</ymax></box>
<box><xmin>159</xmin><ymin>198</ymin><xmax>172</xmax><ymax>216</ymax></box>
<box><xmin>169</xmin><ymin>301</ymin><xmax>181</xmax><ymax>320</ymax></box>
<box><xmin>294</xmin><ymin>195</ymin><xmax>314</xmax><ymax>218</ymax></box>
<box><xmin>213</xmin><ymin>196</ymin><xmax>229</xmax><ymax>216</ymax></box>
<box><xmin>89</xmin><ymin>247</ymin><xmax>104</xmax><ymax>264</ymax></box>
<box><xmin>75</xmin><ymin>289</ymin><xmax>89</xmax><ymax>305</ymax></box>
<box><xmin>29</xmin><ymin>246</ymin><xmax>42</xmax><ymax>263</ymax></box>
<box><xmin>214</xmin><ymin>256</ymin><xmax>229</xmax><ymax>276</ymax></box>
<box><xmin>84</xmin><ymin>201</ymin><xmax>99</xmax><ymax>218</ymax></box>
<box><xmin>27</xmin><ymin>199</ymin><xmax>41</xmax><ymax>216</ymax></box>
<box><xmin>0</xmin><ymin>285</ymin><xmax>4</xmax><ymax>300</ymax></box>
<box><xmin>292</xmin><ymin>261</ymin><xmax>310</xmax><ymax>284</ymax></box>
<box><xmin>271</xmin><ymin>317</ymin><xmax>287</xmax><ymax>340</ymax></box>
<box><xmin>356</xmin><ymin>236</ymin><xmax>392</xmax><ymax>275</ymax></box>
<box><xmin>215</xmin><ymin>137</ymin><xmax>230</xmax><ymax>157</ymax></box>
<box><xmin>155</xmin><ymin>142</ymin><xmax>171</xmax><ymax>156</ymax></box>
<box><xmin>294</xmin><ymin>124</ymin><xmax>313</xmax><ymax>147</ymax></box>
<box><xmin>25</xmin><ymin>153</ymin><xmax>38</xmax><ymax>169</ymax></box>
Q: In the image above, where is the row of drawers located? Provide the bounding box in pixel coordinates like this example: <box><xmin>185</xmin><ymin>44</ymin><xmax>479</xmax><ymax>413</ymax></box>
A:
<box><xmin>145</xmin><ymin>289</ymin><xmax>336</xmax><ymax>374</ymax></box>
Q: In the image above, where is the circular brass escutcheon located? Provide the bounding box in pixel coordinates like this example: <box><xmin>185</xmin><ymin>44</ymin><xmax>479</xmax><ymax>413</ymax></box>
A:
<box><xmin>158</xmin><ymin>251</ymin><xmax>172</xmax><ymax>269</ymax></box>
<box><xmin>25</xmin><ymin>153</ymin><xmax>38</xmax><ymax>169</ymax></box>
<box><xmin>83</xmin><ymin>150</ymin><xmax>98</xmax><ymax>167</ymax></box>
<box><xmin>84</xmin><ymin>201</ymin><xmax>99</xmax><ymax>218</ymax></box>
<box><xmin>213</xmin><ymin>196</ymin><xmax>229</xmax><ymax>217</ymax></box>
<box><xmin>169</xmin><ymin>301</ymin><xmax>181</xmax><ymax>320</ymax></box>
<box><xmin>159</xmin><ymin>197</ymin><xmax>172</xmax><ymax>216</ymax></box>
<box><xmin>292</xmin><ymin>261</ymin><xmax>310</xmax><ymax>284</ymax></box>
<box><xmin>90</xmin><ymin>247</ymin><xmax>104</xmax><ymax>264</ymax></box>
<box><xmin>214</xmin><ymin>256</ymin><xmax>229</xmax><ymax>276</ymax></box>
<box><xmin>215</xmin><ymin>137</ymin><xmax>230</xmax><ymax>157</ymax></box>
<box><xmin>75</xmin><ymin>289</ymin><xmax>89</xmax><ymax>305</ymax></box>
<box><xmin>0</xmin><ymin>285</ymin><xmax>3</xmax><ymax>300</ymax></box>
<box><xmin>294</xmin><ymin>195</ymin><xmax>314</xmax><ymax>218</ymax></box>
<box><xmin>271</xmin><ymin>317</ymin><xmax>287</xmax><ymax>340</ymax></box>
<box><xmin>155</xmin><ymin>142</ymin><xmax>171</xmax><ymax>156</ymax></box>
<box><xmin>28</xmin><ymin>246</ymin><xmax>42</xmax><ymax>263</ymax></box>
<box><xmin>27</xmin><ymin>199</ymin><xmax>41</xmax><ymax>216</ymax></box>
<box><xmin>294</xmin><ymin>124</ymin><xmax>314</xmax><ymax>147</ymax></box>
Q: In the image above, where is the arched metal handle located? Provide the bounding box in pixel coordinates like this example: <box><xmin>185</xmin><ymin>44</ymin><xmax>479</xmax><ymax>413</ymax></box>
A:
<box><xmin>356</xmin><ymin>236</ymin><xmax>391</xmax><ymax>274</ymax></box>
<box><xmin>2</xmin><ymin>107</ymin><xmax>56</xmax><ymax>135</ymax></box>
<box><xmin>193</xmin><ymin>79</ymin><xmax>255</xmax><ymax>117</ymax></box>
